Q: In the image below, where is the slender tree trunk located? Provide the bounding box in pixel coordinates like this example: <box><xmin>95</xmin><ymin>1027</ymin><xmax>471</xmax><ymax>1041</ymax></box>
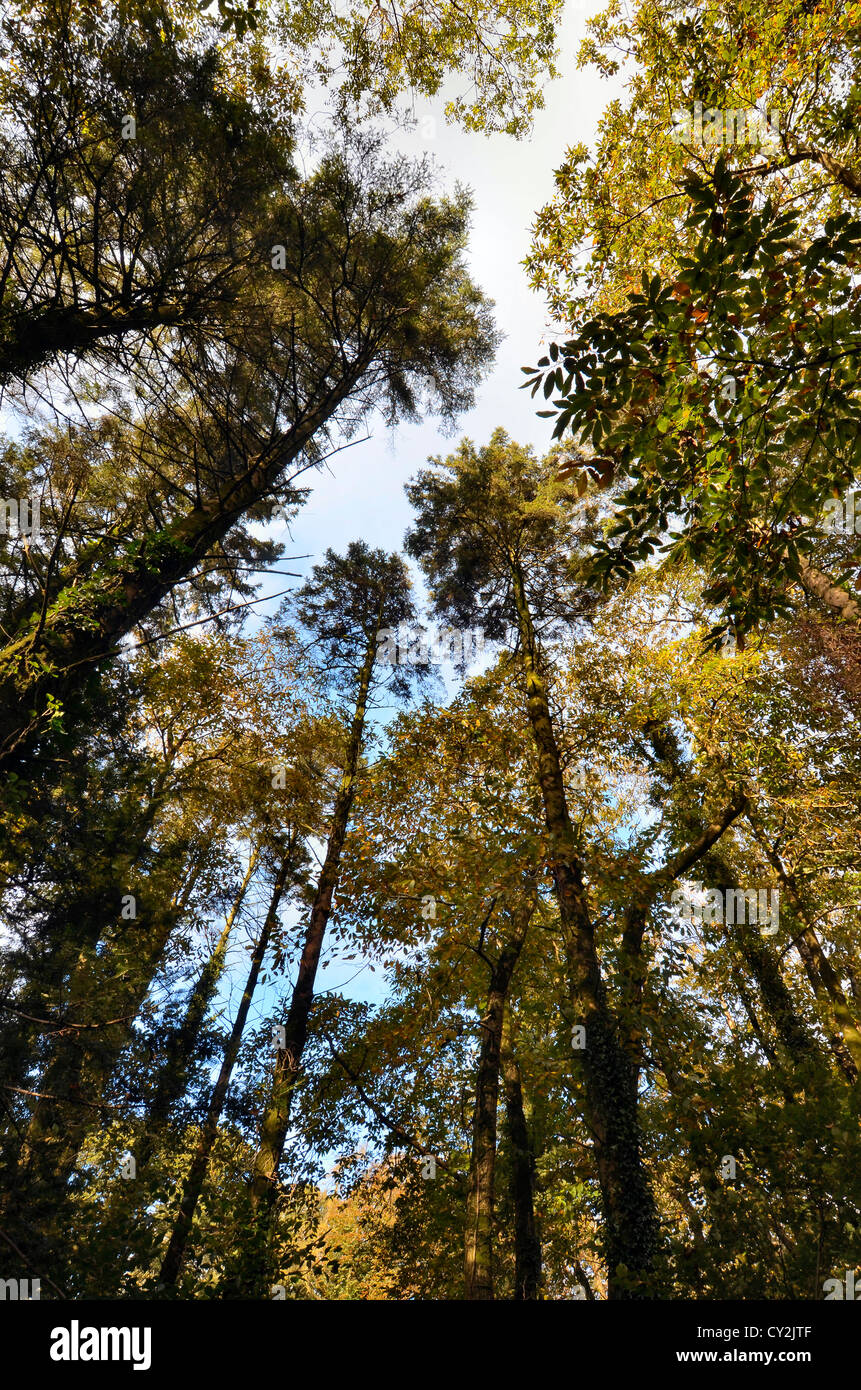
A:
<box><xmin>158</xmin><ymin>856</ymin><xmax>292</xmax><ymax>1288</ymax></box>
<box><xmin>500</xmin><ymin>1032</ymin><xmax>542</xmax><ymax>1300</ymax></box>
<box><xmin>726</xmin><ymin>957</ymin><xmax>779</xmax><ymax>1065</ymax></box>
<box><xmin>95</xmin><ymin>850</ymin><xmax>260</xmax><ymax>1289</ymax></box>
<box><xmin>240</xmin><ymin>625</ymin><xmax>379</xmax><ymax>1290</ymax></box>
<box><xmin>617</xmin><ymin>795</ymin><xmax>747</xmax><ymax>1098</ymax></box>
<box><xmin>142</xmin><ymin>848</ymin><xmax>260</xmax><ymax>1163</ymax></box>
<box><xmin>699</xmin><ymin>850</ymin><xmax>827</xmax><ymax>1072</ymax></box>
<box><xmin>509</xmin><ymin>561</ymin><xmax>657</xmax><ymax>1298</ymax></box>
<box><xmin>464</xmin><ymin>892</ymin><xmax>535</xmax><ymax>1300</ymax></box>
<box><xmin>465</xmin><ymin>971</ymin><xmax>506</xmax><ymax>1300</ymax></box>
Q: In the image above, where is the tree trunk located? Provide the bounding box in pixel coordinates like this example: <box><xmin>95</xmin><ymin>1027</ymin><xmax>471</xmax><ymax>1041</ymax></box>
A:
<box><xmin>640</xmin><ymin>728</ymin><xmax>835</xmax><ymax>1079</ymax></box>
<box><xmin>797</xmin><ymin>558</ymin><xmax>861</xmax><ymax>623</ymax></box>
<box><xmin>464</xmin><ymin>972</ymin><xmax>506</xmax><ymax>1300</ymax></box>
<box><xmin>699</xmin><ymin>849</ymin><xmax>828</xmax><ymax>1072</ymax></box>
<box><xmin>158</xmin><ymin>856</ymin><xmax>291</xmax><ymax>1288</ymax></box>
<box><xmin>501</xmin><ymin>1037</ymin><xmax>542</xmax><ymax>1300</ymax></box>
<box><xmin>0</xmin><ymin>301</ymin><xmax>204</xmax><ymax>387</ymax></box>
<box><xmin>142</xmin><ymin>848</ymin><xmax>260</xmax><ymax>1164</ymax></box>
<box><xmin>509</xmin><ymin>561</ymin><xmax>657</xmax><ymax>1298</ymax></box>
<box><xmin>464</xmin><ymin>892</ymin><xmax>535</xmax><ymax>1300</ymax></box>
<box><xmin>241</xmin><ymin>624</ymin><xmax>378</xmax><ymax>1291</ymax></box>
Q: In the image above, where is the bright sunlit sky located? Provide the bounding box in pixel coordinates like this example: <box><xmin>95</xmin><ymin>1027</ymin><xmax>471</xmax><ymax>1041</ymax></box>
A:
<box><xmin>267</xmin><ymin>2</ymin><xmax>626</xmax><ymax>589</ymax></box>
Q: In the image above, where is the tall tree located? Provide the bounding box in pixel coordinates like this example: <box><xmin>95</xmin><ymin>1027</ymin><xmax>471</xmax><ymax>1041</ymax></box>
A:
<box><xmin>241</xmin><ymin>541</ymin><xmax>424</xmax><ymax>1288</ymax></box>
<box><xmin>0</xmin><ymin>132</ymin><xmax>495</xmax><ymax>782</ymax></box>
<box><xmin>406</xmin><ymin>430</ymin><xmax>745</xmax><ymax>1296</ymax></box>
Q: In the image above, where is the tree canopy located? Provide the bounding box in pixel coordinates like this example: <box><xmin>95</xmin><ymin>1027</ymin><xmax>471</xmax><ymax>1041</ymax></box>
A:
<box><xmin>0</xmin><ymin>0</ymin><xmax>858</xmax><ymax>1317</ymax></box>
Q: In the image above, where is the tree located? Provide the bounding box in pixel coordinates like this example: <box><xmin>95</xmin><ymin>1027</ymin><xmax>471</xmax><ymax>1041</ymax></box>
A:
<box><xmin>214</xmin><ymin>0</ymin><xmax>562</xmax><ymax>136</ymax></box>
<box><xmin>0</xmin><ymin>0</ymin><xmax>294</xmax><ymax>388</ymax></box>
<box><xmin>524</xmin><ymin>0</ymin><xmax>861</xmax><ymax>644</ymax></box>
<box><xmin>0</xmin><ymin>625</ymin><xmax>328</xmax><ymax>1282</ymax></box>
<box><xmin>158</xmin><ymin>844</ymin><xmax>301</xmax><ymax>1289</ymax></box>
<box><xmin>0</xmin><ymin>146</ymin><xmax>494</xmax><ymax>792</ymax></box>
<box><xmin>406</xmin><ymin>430</ymin><xmax>746</xmax><ymax>1295</ymax></box>
<box><xmin>240</xmin><ymin>541</ymin><xmax>425</xmax><ymax>1289</ymax></box>
<box><xmin>333</xmin><ymin>672</ymin><xmax>549</xmax><ymax>1298</ymax></box>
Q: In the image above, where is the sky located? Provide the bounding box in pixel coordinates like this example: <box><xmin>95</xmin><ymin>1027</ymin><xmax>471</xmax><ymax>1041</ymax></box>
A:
<box><xmin>266</xmin><ymin>2</ymin><xmax>626</xmax><ymax>589</ymax></box>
